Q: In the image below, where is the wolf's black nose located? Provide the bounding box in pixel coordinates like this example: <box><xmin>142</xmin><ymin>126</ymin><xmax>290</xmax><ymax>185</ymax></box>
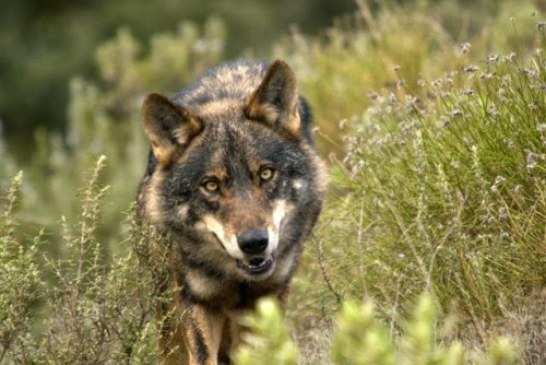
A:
<box><xmin>237</xmin><ymin>229</ymin><xmax>268</xmax><ymax>255</ymax></box>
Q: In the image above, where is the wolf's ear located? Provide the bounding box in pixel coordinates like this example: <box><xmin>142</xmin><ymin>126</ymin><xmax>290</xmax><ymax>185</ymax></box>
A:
<box><xmin>245</xmin><ymin>60</ymin><xmax>300</xmax><ymax>137</ymax></box>
<box><xmin>142</xmin><ymin>93</ymin><xmax>203</xmax><ymax>167</ymax></box>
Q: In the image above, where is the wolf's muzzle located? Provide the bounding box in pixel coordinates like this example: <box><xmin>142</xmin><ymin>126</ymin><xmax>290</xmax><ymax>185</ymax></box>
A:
<box><xmin>237</xmin><ymin>229</ymin><xmax>268</xmax><ymax>255</ymax></box>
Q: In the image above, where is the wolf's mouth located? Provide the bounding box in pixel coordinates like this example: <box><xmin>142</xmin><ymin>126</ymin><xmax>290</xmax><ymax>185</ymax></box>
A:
<box><xmin>236</xmin><ymin>257</ymin><xmax>274</xmax><ymax>275</ymax></box>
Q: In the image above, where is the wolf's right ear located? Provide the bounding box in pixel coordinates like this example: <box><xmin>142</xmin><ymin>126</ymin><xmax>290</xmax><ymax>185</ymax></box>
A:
<box><xmin>142</xmin><ymin>93</ymin><xmax>203</xmax><ymax>167</ymax></box>
<box><xmin>245</xmin><ymin>60</ymin><xmax>301</xmax><ymax>137</ymax></box>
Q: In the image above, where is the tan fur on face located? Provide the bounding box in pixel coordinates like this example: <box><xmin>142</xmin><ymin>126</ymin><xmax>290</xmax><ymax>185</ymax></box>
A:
<box><xmin>198</xmin><ymin>215</ymin><xmax>242</xmax><ymax>260</ymax></box>
<box><xmin>302</xmin><ymin>143</ymin><xmax>329</xmax><ymax>197</ymax></box>
<box><xmin>266</xmin><ymin>199</ymin><xmax>294</xmax><ymax>256</ymax></box>
<box><xmin>196</xmin><ymin>199</ymin><xmax>294</xmax><ymax>261</ymax></box>
<box><xmin>143</xmin><ymin>171</ymin><xmax>166</xmax><ymax>224</ymax></box>
<box><xmin>177</xmin><ymin>204</ymin><xmax>189</xmax><ymax>219</ymax></box>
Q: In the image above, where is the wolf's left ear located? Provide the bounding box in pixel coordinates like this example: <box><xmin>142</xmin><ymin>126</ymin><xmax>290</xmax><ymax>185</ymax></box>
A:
<box><xmin>245</xmin><ymin>60</ymin><xmax>300</xmax><ymax>137</ymax></box>
<box><xmin>142</xmin><ymin>93</ymin><xmax>203</xmax><ymax>167</ymax></box>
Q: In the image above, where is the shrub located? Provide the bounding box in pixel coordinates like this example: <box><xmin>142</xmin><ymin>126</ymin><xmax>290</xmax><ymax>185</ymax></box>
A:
<box><xmin>0</xmin><ymin>172</ymin><xmax>42</xmax><ymax>363</ymax></box>
<box><xmin>0</xmin><ymin>159</ymin><xmax>159</xmax><ymax>364</ymax></box>
<box><xmin>292</xmin><ymin>17</ymin><xmax>546</xmax><ymax>360</ymax></box>
<box><xmin>234</xmin><ymin>295</ymin><xmax>519</xmax><ymax>365</ymax></box>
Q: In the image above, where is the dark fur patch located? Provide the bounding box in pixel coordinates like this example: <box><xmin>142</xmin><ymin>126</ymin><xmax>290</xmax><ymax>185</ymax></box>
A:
<box><xmin>190</xmin><ymin>321</ymin><xmax>209</xmax><ymax>365</ymax></box>
<box><xmin>184</xmin><ymin>258</ymin><xmax>226</xmax><ymax>280</ymax></box>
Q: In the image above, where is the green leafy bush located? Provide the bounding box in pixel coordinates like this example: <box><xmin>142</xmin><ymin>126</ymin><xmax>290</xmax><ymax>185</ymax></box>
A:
<box><xmin>0</xmin><ymin>159</ymin><xmax>159</xmax><ymax>364</ymax></box>
<box><xmin>234</xmin><ymin>299</ymin><xmax>299</xmax><ymax>365</ymax></box>
<box><xmin>234</xmin><ymin>296</ymin><xmax>519</xmax><ymax>365</ymax></box>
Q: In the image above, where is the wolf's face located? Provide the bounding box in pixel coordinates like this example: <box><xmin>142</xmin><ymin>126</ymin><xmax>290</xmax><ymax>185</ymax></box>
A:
<box><xmin>160</xmin><ymin>119</ymin><xmax>318</xmax><ymax>281</ymax></box>
<box><xmin>138</xmin><ymin>61</ymin><xmax>325</xmax><ymax>283</ymax></box>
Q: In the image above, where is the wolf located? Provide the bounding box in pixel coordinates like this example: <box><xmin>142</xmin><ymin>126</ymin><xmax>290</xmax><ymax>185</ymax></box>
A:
<box><xmin>136</xmin><ymin>59</ymin><xmax>327</xmax><ymax>365</ymax></box>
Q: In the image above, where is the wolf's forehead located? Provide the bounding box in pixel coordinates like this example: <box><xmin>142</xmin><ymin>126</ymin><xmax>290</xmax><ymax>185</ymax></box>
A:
<box><xmin>206</xmin><ymin>126</ymin><xmax>258</xmax><ymax>165</ymax></box>
<box><xmin>176</xmin><ymin>113</ymin><xmax>291</xmax><ymax>180</ymax></box>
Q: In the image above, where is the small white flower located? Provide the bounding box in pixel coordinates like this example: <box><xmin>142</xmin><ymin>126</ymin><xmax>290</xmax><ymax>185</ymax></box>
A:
<box><xmin>451</xmin><ymin>109</ymin><xmax>463</xmax><ymax>117</ymax></box>
<box><xmin>487</xmin><ymin>54</ymin><xmax>499</xmax><ymax>63</ymax></box>
<box><xmin>463</xmin><ymin>65</ymin><xmax>479</xmax><ymax>73</ymax></box>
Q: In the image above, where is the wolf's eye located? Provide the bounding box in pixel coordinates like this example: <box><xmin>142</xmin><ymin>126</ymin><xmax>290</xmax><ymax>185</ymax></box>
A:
<box><xmin>259</xmin><ymin>167</ymin><xmax>275</xmax><ymax>181</ymax></box>
<box><xmin>202</xmin><ymin>180</ymin><xmax>219</xmax><ymax>192</ymax></box>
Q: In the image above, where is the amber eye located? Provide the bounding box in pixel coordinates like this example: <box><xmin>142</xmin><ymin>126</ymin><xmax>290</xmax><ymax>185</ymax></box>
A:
<box><xmin>259</xmin><ymin>167</ymin><xmax>275</xmax><ymax>181</ymax></box>
<box><xmin>202</xmin><ymin>180</ymin><xmax>219</xmax><ymax>192</ymax></box>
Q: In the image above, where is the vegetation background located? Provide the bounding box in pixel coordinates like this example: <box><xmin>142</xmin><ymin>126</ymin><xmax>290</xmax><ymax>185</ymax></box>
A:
<box><xmin>0</xmin><ymin>0</ymin><xmax>354</xmax><ymax>160</ymax></box>
<box><xmin>1</xmin><ymin>0</ymin><xmax>545</xmax><ymax>364</ymax></box>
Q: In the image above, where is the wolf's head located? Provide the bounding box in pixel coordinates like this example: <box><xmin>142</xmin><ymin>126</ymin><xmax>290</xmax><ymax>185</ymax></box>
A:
<box><xmin>138</xmin><ymin>60</ymin><xmax>325</xmax><ymax>283</ymax></box>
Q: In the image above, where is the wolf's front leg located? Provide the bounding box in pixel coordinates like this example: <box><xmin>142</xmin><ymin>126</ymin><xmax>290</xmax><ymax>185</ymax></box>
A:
<box><xmin>183</xmin><ymin>302</ymin><xmax>225</xmax><ymax>365</ymax></box>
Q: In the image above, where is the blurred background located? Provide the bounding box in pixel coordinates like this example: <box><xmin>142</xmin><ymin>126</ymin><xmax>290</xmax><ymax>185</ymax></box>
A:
<box><xmin>2</xmin><ymin>0</ymin><xmax>542</xmax><ymax>234</ymax></box>
<box><xmin>0</xmin><ymin>0</ymin><xmax>531</xmax><ymax>162</ymax></box>
<box><xmin>0</xmin><ymin>0</ymin><xmax>356</xmax><ymax>162</ymax></box>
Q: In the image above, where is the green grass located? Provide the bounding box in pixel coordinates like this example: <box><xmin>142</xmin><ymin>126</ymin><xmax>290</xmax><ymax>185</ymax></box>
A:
<box><xmin>290</xmin><ymin>22</ymin><xmax>546</xmax><ymax>360</ymax></box>
<box><xmin>305</xmin><ymin>33</ymin><xmax>546</xmax><ymax>313</ymax></box>
<box><xmin>1</xmin><ymin>1</ymin><xmax>545</xmax><ymax>364</ymax></box>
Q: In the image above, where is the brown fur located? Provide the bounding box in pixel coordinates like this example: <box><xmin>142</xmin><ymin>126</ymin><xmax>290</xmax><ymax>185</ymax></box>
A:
<box><xmin>137</xmin><ymin>60</ymin><xmax>326</xmax><ymax>365</ymax></box>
